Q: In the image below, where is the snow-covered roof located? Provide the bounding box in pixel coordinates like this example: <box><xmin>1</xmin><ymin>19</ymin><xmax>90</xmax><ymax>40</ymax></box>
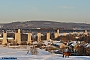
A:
<box><xmin>32</xmin><ymin>41</ymin><xmax>38</xmax><ymax>44</ymax></box>
<box><xmin>53</xmin><ymin>41</ymin><xmax>63</xmax><ymax>46</ymax></box>
<box><xmin>0</xmin><ymin>37</ymin><xmax>14</xmax><ymax>40</ymax></box>
<box><xmin>86</xmin><ymin>43</ymin><xmax>90</xmax><ymax>47</ymax></box>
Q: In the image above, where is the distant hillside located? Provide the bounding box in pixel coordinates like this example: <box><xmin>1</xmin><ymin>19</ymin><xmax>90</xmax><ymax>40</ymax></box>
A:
<box><xmin>0</xmin><ymin>24</ymin><xmax>4</xmax><ymax>28</ymax></box>
<box><xmin>1</xmin><ymin>21</ymin><xmax>90</xmax><ymax>30</ymax></box>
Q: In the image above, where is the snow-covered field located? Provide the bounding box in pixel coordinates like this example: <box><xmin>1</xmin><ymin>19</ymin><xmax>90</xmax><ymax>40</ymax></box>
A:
<box><xmin>0</xmin><ymin>46</ymin><xmax>90</xmax><ymax>60</ymax></box>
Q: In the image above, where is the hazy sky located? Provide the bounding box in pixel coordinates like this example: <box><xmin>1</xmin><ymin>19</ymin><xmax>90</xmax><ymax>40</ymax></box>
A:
<box><xmin>0</xmin><ymin>0</ymin><xmax>90</xmax><ymax>23</ymax></box>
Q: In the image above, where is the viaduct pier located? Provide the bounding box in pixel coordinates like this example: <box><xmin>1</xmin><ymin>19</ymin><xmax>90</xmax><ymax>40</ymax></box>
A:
<box><xmin>0</xmin><ymin>28</ymin><xmax>89</xmax><ymax>45</ymax></box>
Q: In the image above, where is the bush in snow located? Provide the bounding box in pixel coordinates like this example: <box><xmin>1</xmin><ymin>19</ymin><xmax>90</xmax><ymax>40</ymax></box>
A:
<box><xmin>75</xmin><ymin>45</ymin><xmax>86</xmax><ymax>56</ymax></box>
<box><xmin>30</xmin><ymin>45</ymin><xmax>38</xmax><ymax>55</ymax></box>
<box><xmin>86</xmin><ymin>46</ymin><xmax>90</xmax><ymax>56</ymax></box>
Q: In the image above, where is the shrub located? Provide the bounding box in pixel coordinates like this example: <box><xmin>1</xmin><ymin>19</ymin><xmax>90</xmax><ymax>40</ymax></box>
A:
<box><xmin>86</xmin><ymin>46</ymin><xmax>90</xmax><ymax>56</ymax></box>
<box><xmin>75</xmin><ymin>45</ymin><xmax>86</xmax><ymax>56</ymax></box>
<box><xmin>30</xmin><ymin>45</ymin><xmax>38</xmax><ymax>55</ymax></box>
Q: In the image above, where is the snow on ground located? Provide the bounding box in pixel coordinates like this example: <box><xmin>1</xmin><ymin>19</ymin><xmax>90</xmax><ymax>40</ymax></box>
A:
<box><xmin>0</xmin><ymin>46</ymin><xmax>90</xmax><ymax>60</ymax></box>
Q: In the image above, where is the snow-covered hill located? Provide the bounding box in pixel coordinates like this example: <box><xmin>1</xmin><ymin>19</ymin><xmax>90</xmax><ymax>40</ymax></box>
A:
<box><xmin>0</xmin><ymin>46</ymin><xmax>90</xmax><ymax>60</ymax></box>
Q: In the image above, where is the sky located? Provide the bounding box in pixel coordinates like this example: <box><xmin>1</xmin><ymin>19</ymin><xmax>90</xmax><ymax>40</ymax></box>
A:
<box><xmin>0</xmin><ymin>0</ymin><xmax>90</xmax><ymax>23</ymax></box>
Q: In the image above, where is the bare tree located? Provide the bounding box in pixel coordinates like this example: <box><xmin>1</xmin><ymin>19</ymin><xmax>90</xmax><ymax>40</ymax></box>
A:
<box><xmin>30</xmin><ymin>45</ymin><xmax>38</xmax><ymax>55</ymax></box>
